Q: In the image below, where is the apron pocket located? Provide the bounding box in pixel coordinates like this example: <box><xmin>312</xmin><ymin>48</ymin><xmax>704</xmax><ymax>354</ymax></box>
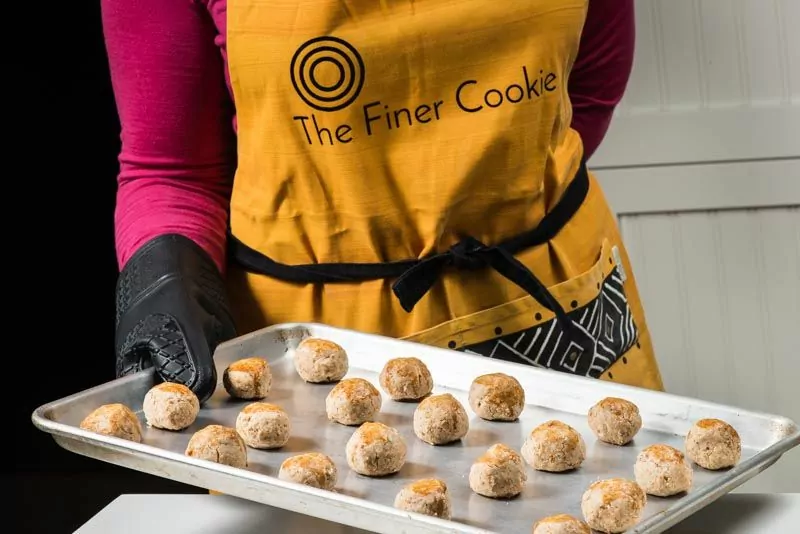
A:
<box><xmin>405</xmin><ymin>239</ymin><xmax>637</xmax><ymax>379</ymax></box>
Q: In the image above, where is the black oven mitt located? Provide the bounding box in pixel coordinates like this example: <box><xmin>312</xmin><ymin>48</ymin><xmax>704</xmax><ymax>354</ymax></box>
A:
<box><xmin>114</xmin><ymin>234</ymin><xmax>236</xmax><ymax>403</ymax></box>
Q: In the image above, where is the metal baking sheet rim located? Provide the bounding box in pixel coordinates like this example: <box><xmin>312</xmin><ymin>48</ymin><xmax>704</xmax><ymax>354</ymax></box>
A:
<box><xmin>31</xmin><ymin>323</ymin><xmax>800</xmax><ymax>534</ymax></box>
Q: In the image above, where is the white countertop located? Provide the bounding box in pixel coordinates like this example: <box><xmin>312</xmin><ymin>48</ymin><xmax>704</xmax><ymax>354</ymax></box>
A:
<box><xmin>75</xmin><ymin>493</ymin><xmax>800</xmax><ymax>533</ymax></box>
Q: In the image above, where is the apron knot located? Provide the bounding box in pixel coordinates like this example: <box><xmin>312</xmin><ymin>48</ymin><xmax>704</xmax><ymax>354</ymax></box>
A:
<box><xmin>229</xmin><ymin>160</ymin><xmax>590</xmax><ymax>337</ymax></box>
<box><xmin>448</xmin><ymin>236</ymin><xmax>490</xmax><ymax>270</ymax></box>
<box><xmin>391</xmin><ymin>236</ymin><xmax>492</xmax><ymax>312</ymax></box>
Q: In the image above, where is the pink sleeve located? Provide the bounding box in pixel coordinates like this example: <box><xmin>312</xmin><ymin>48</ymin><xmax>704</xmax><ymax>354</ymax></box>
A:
<box><xmin>102</xmin><ymin>0</ymin><xmax>234</xmax><ymax>273</ymax></box>
<box><xmin>568</xmin><ymin>0</ymin><xmax>635</xmax><ymax>160</ymax></box>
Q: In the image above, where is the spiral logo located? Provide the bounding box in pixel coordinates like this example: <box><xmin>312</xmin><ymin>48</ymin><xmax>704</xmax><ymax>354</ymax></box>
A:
<box><xmin>290</xmin><ymin>36</ymin><xmax>366</xmax><ymax>112</ymax></box>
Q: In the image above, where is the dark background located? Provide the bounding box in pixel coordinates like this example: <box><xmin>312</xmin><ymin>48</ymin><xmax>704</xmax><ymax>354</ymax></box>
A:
<box><xmin>15</xmin><ymin>5</ymin><xmax>203</xmax><ymax>533</ymax></box>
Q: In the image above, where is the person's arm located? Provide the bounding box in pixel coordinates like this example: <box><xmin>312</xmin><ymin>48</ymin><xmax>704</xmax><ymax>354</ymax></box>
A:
<box><xmin>102</xmin><ymin>0</ymin><xmax>236</xmax><ymax>402</ymax></box>
<box><xmin>568</xmin><ymin>0</ymin><xmax>635</xmax><ymax>160</ymax></box>
<box><xmin>102</xmin><ymin>0</ymin><xmax>234</xmax><ymax>273</ymax></box>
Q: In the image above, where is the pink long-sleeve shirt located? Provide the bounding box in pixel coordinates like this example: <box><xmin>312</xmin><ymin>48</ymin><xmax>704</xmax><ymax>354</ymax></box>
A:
<box><xmin>102</xmin><ymin>0</ymin><xmax>635</xmax><ymax>273</ymax></box>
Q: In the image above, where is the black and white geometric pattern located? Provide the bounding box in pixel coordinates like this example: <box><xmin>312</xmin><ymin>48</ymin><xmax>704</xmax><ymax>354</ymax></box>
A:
<box><xmin>459</xmin><ymin>267</ymin><xmax>637</xmax><ymax>378</ymax></box>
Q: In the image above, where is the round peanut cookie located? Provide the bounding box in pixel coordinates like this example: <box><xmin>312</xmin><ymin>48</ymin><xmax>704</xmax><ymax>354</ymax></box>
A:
<box><xmin>379</xmin><ymin>357</ymin><xmax>434</xmax><ymax>401</ymax></box>
<box><xmin>223</xmin><ymin>357</ymin><xmax>272</xmax><ymax>400</ymax></box>
<box><xmin>588</xmin><ymin>397</ymin><xmax>642</xmax><ymax>446</ymax></box>
<box><xmin>294</xmin><ymin>338</ymin><xmax>348</xmax><ymax>383</ymax></box>
<box><xmin>326</xmin><ymin>378</ymin><xmax>382</xmax><ymax>426</ymax></box>
<box><xmin>346</xmin><ymin>422</ymin><xmax>407</xmax><ymax>476</ymax></box>
<box><xmin>532</xmin><ymin>514</ymin><xmax>591</xmax><ymax>534</ymax></box>
<box><xmin>469</xmin><ymin>443</ymin><xmax>527</xmax><ymax>498</ymax></box>
<box><xmin>634</xmin><ymin>444</ymin><xmax>693</xmax><ymax>497</ymax></box>
<box><xmin>521</xmin><ymin>420</ymin><xmax>586</xmax><ymax>472</ymax></box>
<box><xmin>185</xmin><ymin>425</ymin><xmax>247</xmax><ymax>468</ymax></box>
<box><xmin>581</xmin><ymin>478</ymin><xmax>646</xmax><ymax>534</ymax></box>
<box><xmin>80</xmin><ymin>403</ymin><xmax>143</xmax><ymax>443</ymax></box>
<box><xmin>685</xmin><ymin>418</ymin><xmax>741</xmax><ymax>470</ymax></box>
<box><xmin>235</xmin><ymin>403</ymin><xmax>291</xmax><ymax>449</ymax></box>
<box><xmin>394</xmin><ymin>478</ymin><xmax>452</xmax><ymax>519</ymax></box>
<box><xmin>468</xmin><ymin>373</ymin><xmax>525</xmax><ymax>421</ymax></box>
<box><xmin>278</xmin><ymin>453</ymin><xmax>337</xmax><ymax>490</ymax></box>
<box><xmin>143</xmin><ymin>382</ymin><xmax>200</xmax><ymax>431</ymax></box>
<box><xmin>413</xmin><ymin>393</ymin><xmax>469</xmax><ymax>445</ymax></box>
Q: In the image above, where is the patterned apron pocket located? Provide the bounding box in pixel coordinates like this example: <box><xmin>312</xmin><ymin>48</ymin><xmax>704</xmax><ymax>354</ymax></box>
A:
<box><xmin>406</xmin><ymin>239</ymin><xmax>637</xmax><ymax>379</ymax></box>
<box><xmin>461</xmin><ymin>263</ymin><xmax>637</xmax><ymax>378</ymax></box>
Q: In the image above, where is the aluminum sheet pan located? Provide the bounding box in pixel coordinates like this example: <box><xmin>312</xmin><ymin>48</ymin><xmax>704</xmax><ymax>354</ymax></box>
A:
<box><xmin>32</xmin><ymin>323</ymin><xmax>800</xmax><ymax>534</ymax></box>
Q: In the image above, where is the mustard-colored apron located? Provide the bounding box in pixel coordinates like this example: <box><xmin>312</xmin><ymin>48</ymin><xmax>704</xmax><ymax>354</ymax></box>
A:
<box><xmin>224</xmin><ymin>0</ymin><xmax>664</xmax><ymax>391</ymax></box>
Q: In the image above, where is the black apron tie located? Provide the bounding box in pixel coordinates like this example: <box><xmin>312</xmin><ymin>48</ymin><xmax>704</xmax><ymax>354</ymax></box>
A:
<box><xmin>392</xmin><ymin>236</ymin><xmax>573</xmax><ymax>334</ymax></box>
<box><xmin>229</xmin><ymin>160</ymin><xmax>590</xmax><ymax>336</ymax></box>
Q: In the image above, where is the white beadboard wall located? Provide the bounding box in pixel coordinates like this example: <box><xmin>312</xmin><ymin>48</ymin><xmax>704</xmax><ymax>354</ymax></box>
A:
<box><xmin>591</xmin><ymin>0</ymin><xmax>800</xmax><ymax>493</ymax></box>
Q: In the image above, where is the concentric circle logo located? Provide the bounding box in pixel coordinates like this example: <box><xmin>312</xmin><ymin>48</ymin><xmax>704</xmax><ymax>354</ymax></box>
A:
<box><xmin>290</xmin><ymin>36</ymin><xmax>366</xmax><ymax>112</ymax></box>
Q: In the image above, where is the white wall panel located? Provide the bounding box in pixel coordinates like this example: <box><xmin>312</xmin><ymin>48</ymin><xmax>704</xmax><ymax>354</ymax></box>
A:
<box><xmin>591</xmin><ymin>0</ymin><xmax>800</xmax><ymax>493</ymax></box>
<box><xmin>785</xmin><ymin>0</ymin><xmax>800</xmax><ymax>103</ymax></box>
<box><xmin>699</xmin><ymin>0</ymin><xmax>743</xmax><ymax>106</ymax></box>
<box><xmin>617</xmin><ymin>208</ymin><xmax>800</xmax><ymax>493</ymax></box>
<box><xmin>593</xmin><ymin>0</ymin><xmax>800</xmax><ymax>168</ymax></box>
<box><xmin>619</xmin><ymin>208</ymin><xmax>800</xmax><ymax>410</ymax></box>
<box><xmin>596</xmin><ymin>160</ymin><xmax>800</xmax><ymax>216</ymax></box>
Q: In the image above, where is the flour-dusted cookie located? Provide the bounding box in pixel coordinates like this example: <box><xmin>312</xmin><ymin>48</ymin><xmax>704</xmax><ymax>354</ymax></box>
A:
<box><xmin>185</xmin><ymin>425</ymin><xmax>247</xmax><ymax>468</ymax></box>
<box><xmin>346</xmin><ymin>422</ymin><xmax>407</xmax><ymax>476</ymax></box>
<box><xmin>634</xmin><ymin>444</ymin><xmax>693</xmax><ymax>497</ymax></box>
<box><xmin>532</xmin><ymin>514</ymin><xmax>591</xmax><ymax>534</ymax></box>
<box><xmin>326</xmin><ymin>378</ymin><xmax>382</xmax><ymax>426</ymax></box>
<box><xmin>235</xmin><ymin>402</ymin><xmax>291</xmax><ymax>449</ymax></box>
<box><xmin>469</xmin><ymin>443</ymin><xmax>527</xmax><ymax>498</ymax></box>
<box><xmin>142</xmin><ymin>382</ymin><xmax>200</xmax><ymax>430</ymax></box>
<box><xmin>80</xmin><ymin>403</ymin><xmax>143</xmax><ymax>443</ymax></box>
<box><xmin>581</xmin><ymin>478</ymin><xmax>646</xmax><ymax>534</ymax></box>
<box><xmin>468</xmin><ymin>373</ymin><xmax>525</xmax><ymax>421</ymax></box>
<box><xmin>294</xmin><ymin>338</ymin><xmax>348</xmax><ymax>383</ymax></box>
<box><xmin>279</xmin><ymin>453</ymin><xmax>337</xmax><ymax>490</ymax></box>
<box><xmin>379</xmin><ymin>357</ymin><xmax>434</xmax><ymax>401</ymax></box>
<box><xmin>588</xmin><ymin>397</ymin><xmax>642</xmax><ymax>446</ymax></box>
<box><xmin>685</xmin><ymin>418</ymin><xmax>741</xmax><ymax>470</ymax></box>
<box><xmin>521</xmin><ymin>420</ymin><xmax>586</xmax><ymax>472</ymax></box>
<box><xmin>413</xmin><ymin>393</ymin><xmax>469</xmax><ymax>445</ymax></box>
<box><xmin>394</xmin><ymin>478</ymin><xmax>452</xmax><ymax>519</ymax></box>
<box><xmin>223</xmin><ymin>357</ymin><xmax>272</xmax><ymax>400</ymax></box>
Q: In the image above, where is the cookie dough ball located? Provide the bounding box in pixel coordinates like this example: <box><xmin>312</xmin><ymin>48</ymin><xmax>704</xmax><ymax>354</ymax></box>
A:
<box><xmin>469</xmin><ymin>443</ymin><xmax>527</xmax><ymax>498</ymax></box>
<box><xmin>581</xmin><ymin>478</ymin><xmax>646</xmax><ymax>534</ymax></box>
<box><xmin>634</xmin><ymin>444</ymin><xmax>693</xmax><ymax>497</ymax></box>
<box><xmin>235</xmin><ymin>402</ymin><xmax>291</xmax><ymax>449</ymax></box>
<box><xmin>379</xmin><ymin>357</ymin><xmax>434</xmax><ymax>401</ymax></box>
<box><xmin>685</xmin><ymin>418</ymin><xmax>741</xmax><ymax>470</ymax></box>
<box><xmin>278</xmin><ymin>452</ymin><xmax>337</xmax><ymax>490</ymax></box>
<box><xmin>326</xmin><ymin>378</ymin><xmax>382</xmax><ymax>426</ymax></box>
<box><xmin>80</xmin><ymin>403</ymin><xmax>143</xmax><ymax>443</ymax></box>
<box><xmin>413</xmin><ymin>393</ymin><xmax>469</xmax><ymax>445</ymax></box>
<box><xmin>294</xmin><ymin>338</ymin><xmax>348</xmax><ymax>383</ymax></box>
<box><xmin>521</xmin><ymin>420</ymin><xmax>586</xmax><ymax>472</ymax></box>
<box><xmin>345</xmin><ymin>422</ymin><xmax>407</xmax><ymax>476</ymax></box>
<box><xmin>588</xmin><ymin>397</ymin><xmax>642</xmax><ymax>446</ymax></box>
<box><xmin>142</xmin><ymin>382</ymin><xmax>200</xmax><ymax>431</ymax></box>
<box><xmin>185</xmin><ymin>425</ymin><xmax>247</xmax><ymax>468</ymax></box>
<box><xmin>468</xmin><ymin>373</ymin><xmax>525</xmax><ymax>421</ymax></box>
<box><xmin>223</xmin><ymin>357</ymin><xmax>272</xmax><ymax>400</ymax></box>
<box><xmin>394</xmin><ymin>478</ymin><xmax>452</xmax><ymax>519</ymax></box>
<box><xmin>532</xmin><ymin>514</ymin><xmax>591</xmax><ymax>534</ymax></box>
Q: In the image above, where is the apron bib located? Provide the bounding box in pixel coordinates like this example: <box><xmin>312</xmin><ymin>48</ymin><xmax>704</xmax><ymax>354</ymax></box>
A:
<box><xmin>226</xmin><ymin>0</ymin><xmax>663</xmax><ymax>390</ymax></box>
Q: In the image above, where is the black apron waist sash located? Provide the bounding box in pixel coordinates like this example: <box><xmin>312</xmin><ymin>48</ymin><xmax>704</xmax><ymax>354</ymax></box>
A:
<box><xmin>229</xmin><ymin>161</ymin><xmax>590</xmax><ymax>333</ymax></box>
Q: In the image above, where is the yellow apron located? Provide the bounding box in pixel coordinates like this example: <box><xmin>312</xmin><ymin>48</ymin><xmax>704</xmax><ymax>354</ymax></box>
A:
<box><xmin>225</xmin><ymin>0</ymin><xmax>664</xmax><ymax>391</ymax></box>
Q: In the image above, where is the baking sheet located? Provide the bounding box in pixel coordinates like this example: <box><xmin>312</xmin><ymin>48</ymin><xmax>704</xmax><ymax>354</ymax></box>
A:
<box><xmin>32</xmin><ymin>323</ymin><xmax>800</xmax><ymax>534</ymax></box>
